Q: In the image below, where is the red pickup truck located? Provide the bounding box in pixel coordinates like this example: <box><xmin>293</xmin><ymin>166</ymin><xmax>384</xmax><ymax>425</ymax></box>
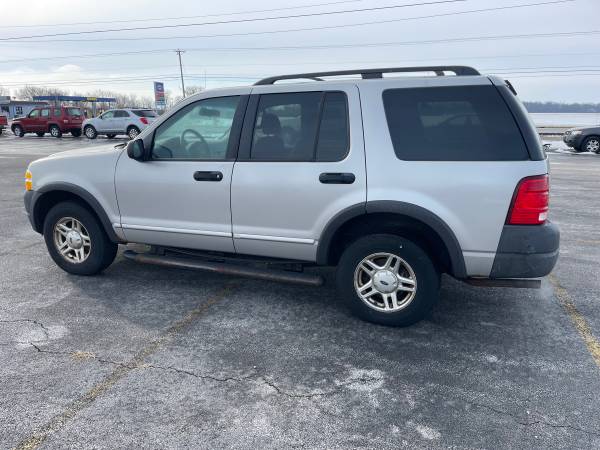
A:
<box><xmin>11</xmin><ymin>106</ymin><xmax>83</xmax><ymax>138</ymax></box>
<box><xmin>0</xmin><ymin>114</ymin><xmax>7</xmax><ymax>135</ymax></box>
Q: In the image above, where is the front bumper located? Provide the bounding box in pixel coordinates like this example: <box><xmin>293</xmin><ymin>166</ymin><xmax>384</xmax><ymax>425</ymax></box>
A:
<box><xmin>24</xmin><ymin>190</ymin><xmax>37</xmax><ymax>231</ymax></box>
<box><xmin>563</xmin><ymin>134</ymin><xmax>583</xmax><ymax>148</ymax></box>
<box><xmin>490</xmin><ymin>222</ymin><xmax>560</xmax><ymax>279</ymax></box>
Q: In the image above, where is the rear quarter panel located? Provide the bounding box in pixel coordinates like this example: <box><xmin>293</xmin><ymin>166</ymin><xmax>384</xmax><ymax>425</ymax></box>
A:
<box><xmin>359</xmin><ymin>76</ymin><xmax>549</xmax><ymax>276</ymax></box>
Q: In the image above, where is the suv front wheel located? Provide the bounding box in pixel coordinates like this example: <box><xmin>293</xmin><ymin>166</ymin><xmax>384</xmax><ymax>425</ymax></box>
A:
<box><xmin>43</xmin><ymin>202</ymin><xmax>118</xmax><ymax>275</ymax></box>
<box><xmin>84</xmin><ymin>125</ymin><xmax>98</xmax><ymax>139</ymax></box>
<box><xmin>583</xmin><ymin>136</ymin><xmax>600</xmax><ymax>154</ymax></box>
<box><xmin>336</xmin><ymin>234</ymin><xmax>440</xmax><ymax>327</ymax></box>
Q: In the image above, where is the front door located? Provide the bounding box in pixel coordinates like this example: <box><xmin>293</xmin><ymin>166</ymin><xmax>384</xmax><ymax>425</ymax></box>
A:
<box><xmin>115</xmin><ymin>92</ymin><xmax>249</xmax><ymax>252</ymax></box>
<box><xmin>22</xmin><ymin>108</ymin><xmax>40</xmax><ymax>132</ymax></box>
<box><xmin>97</xmin><ymin>110</ymin><xmax>116</xmax><ymax>133</ymax></box>
<box><xmin>231</xmin><ymin>85</ymin><xmax>366</xmax><ymax>261</ymax></box>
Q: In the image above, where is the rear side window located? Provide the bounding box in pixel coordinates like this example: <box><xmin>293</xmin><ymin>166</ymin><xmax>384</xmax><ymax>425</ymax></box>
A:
<box><xmin>250</xmin><ymin>91</ymin><xmax>349</xmax><ymax>161</ymax></box>
<box><xmin>67</xmin><ymin>108</ymin><xmax>82</xmax><ymax>117</ymax></box>
<box><xmin>40</xmin><ymin>109</ymin><xmax>50</xmax><ymax>118</ymax></box>
<box><xmin>382</xmin><ymin>85</ymin><xmax>528</xmax><ymax>161</ymax></box>
<box><xmin>54</xmin><ymin>109</ymin><xmax>62</xmax><ymax>117</ymax></box>
<box><xmin>114</xmin><ymin>110</ymin><xmax>129</xmax><ymax>118</ymax></box>
<box><xmin>132</xmin><ymin>109</ymin><xmax>157</xmax><ymax>118</ymax></box>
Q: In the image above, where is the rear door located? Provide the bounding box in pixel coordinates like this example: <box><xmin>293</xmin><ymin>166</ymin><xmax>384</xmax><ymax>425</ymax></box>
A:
<box><xmin>38</xmin><ymin>108</ymin><xmax>51</xmax><ymax>131</ymax></box>
<box><xmin>113</xmin><ymin>110</ymin><xmax>131</xmax><ymax>132</ymax></box>
<box><xmin>231</xmin><ymin>84</ymin><xmax>365</xmax><ymax>261</ymax></box>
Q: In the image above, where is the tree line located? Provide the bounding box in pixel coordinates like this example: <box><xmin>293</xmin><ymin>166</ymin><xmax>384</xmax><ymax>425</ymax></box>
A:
<box><xmin>523</xmin><ymin>101</ymin><xmax>600</xmax><ymax>113</ymax></box>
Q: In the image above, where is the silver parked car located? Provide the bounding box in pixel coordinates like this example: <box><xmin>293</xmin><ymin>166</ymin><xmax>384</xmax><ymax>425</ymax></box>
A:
<box><xmin>24</xmin><ymin>66</ymin><xmax>559</xmax><ymax>326</ymax></box>
<box><xmin>83</xmin><ymin>108</ymin><xmax>158</xmax><ymax>140</ymax></box>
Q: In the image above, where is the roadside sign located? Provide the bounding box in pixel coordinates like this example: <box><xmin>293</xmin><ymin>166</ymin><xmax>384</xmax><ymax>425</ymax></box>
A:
<box><xmin>154</xmin><ymin>82</ymin><xmax>166</xmax><ymax>109</ymax></box>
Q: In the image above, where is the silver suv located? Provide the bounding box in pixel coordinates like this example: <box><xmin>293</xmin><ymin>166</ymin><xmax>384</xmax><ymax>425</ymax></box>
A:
<box><xmin>83</xmin><ymin>108</ymin><xmax>158</xmax><ymax>140</ymax></box>
<box><xmin>24</xmin><ymin>66</ymin><xmax>560</xmax><ymax>326</ymax></box>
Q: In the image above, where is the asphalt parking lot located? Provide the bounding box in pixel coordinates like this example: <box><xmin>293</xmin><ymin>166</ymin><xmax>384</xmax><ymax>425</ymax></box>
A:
<box><xmin>1</xmin><ymin>134</ymin><xmax>599</xmax><ymax>449</ymax></box>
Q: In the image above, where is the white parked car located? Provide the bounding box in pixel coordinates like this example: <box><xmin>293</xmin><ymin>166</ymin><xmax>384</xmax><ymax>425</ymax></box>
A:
<box><xmin>83</xmin><ymin>109</ymin><xmax>158</xmax><ymax>140</ymax></box>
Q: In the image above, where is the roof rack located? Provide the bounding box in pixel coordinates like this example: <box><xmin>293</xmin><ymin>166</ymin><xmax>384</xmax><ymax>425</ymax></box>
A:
<box><xmin>254</xmin><ymin>66</ymin><xmax>480</xmax><ymax>85</ymax></box>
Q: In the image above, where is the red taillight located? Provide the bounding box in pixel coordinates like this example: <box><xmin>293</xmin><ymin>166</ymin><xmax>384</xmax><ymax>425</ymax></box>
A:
<box><xmin>140</xmin><ymin>117</ymin><xmax>149</xmax><ymax>125</ymax></box>
<box><xmin>507</xmin><ymin>175</ymin><xmax>549</xmax><ymax>225</ymax></box>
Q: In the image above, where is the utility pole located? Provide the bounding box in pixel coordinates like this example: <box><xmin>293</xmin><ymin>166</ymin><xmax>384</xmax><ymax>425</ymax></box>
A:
<box><xmin>175</xmin><ymin>49</ymin><xmax>186</xmax><ymax>98</ymax></box>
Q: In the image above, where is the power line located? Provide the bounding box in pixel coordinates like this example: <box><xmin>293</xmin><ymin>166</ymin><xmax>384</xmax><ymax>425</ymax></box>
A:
<box><xmin>2</xmin><ymin>0</ymin><xmax>574</xmax><ymax>44</ymax></box>
<box><xmin>0</xmin><ymin>0</ymin><xmax>467</xmax><ymax>41</ymax></box>
<box><xmin>2</xmin><ymin>0</ymin><xmax>366</xmax><ymax>29</ymax></box>
<box><xmin>1</xmin><ymin>29</ymin><xmax>597</xmax><ymax>65</ymax></box>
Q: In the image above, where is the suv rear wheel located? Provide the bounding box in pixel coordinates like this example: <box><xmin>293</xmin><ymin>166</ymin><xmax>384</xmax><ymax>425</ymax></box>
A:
<box><xmin>127</xmin><ymin>126</ymin><xmax>140</xmax><ymax>140</ymax></box>
<box><xmin>43</xmin><ymin>202</ymin><xmax>118</xmax><ymax>275</ymax></box>
<box><xmin>49</xmin><ymin>125</ymin><xmax>62</xmax><ymax>138</ymax></box>
<box><xmin>583</xmin><ymin>136</ymin><xmax>600</xmax><ymax>154</ymax></box>
<box><xmin>12</xmin><ymin>125</ymin><xmax>24</xmax><ymax>137</ymax></box>
<box><xmin>336</xmin><ymin>234</ymin><xmax>440</xmax><ymax>327</ymax></box>
<box><xmin>84</xmin><ymin>125</ymin><xmax>97</xmax><ymax>139</ymax></box>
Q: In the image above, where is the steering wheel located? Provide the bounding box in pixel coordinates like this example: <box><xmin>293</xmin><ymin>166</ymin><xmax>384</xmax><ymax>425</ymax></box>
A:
<box><xmin>181</xmin><ymin>128</ymin><xmax>209</xmax><ymax>158</ymax></box>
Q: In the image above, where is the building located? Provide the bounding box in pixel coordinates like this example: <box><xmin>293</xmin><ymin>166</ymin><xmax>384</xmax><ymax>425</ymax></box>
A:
<box><xmin>0</xmin><ymin>97</ymin><xmax>49</xmax><ymax>119</ymax></box>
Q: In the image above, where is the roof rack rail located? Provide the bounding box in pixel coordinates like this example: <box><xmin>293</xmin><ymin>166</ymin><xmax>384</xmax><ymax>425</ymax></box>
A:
<box><xmin>254</xmin><ymin>66</ymin><xmax>480</xmax><ymax>85</ymax></box>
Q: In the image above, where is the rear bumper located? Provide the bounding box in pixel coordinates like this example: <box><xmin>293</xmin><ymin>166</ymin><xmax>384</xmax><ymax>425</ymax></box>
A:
<box><xmin>490</xmin><ymin>222</ymin><xmax>560</xmax><ymax>279</ymax></box>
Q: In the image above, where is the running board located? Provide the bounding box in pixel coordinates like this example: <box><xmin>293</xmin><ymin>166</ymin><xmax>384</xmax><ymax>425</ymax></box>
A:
<box><xmin>465</xmin><ymin>278</ymin><xmax>541</xmax><ymax>289</ymax></box>
<box><xmin>122</xmin><ymin>250</ymin><xmax>324</xmax><ymax>287</ymax></box>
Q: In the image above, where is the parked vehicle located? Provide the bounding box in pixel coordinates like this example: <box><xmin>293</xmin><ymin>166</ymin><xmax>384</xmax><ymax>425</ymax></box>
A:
<box><xmin>0</xmin><ymin>114</ymin><xmax>7</xmax><ymax>135</ymax></box>
<box><xmin>11</xmin><ymin>106</ymin><xmax>83</xmax><ymax>138</ymax></box>
<box><xmin>83</xmin><ymin>109</ymin><xmax>158</xmax><ymax>140</ymax></box>
<box><xmin>24</xmin><ymin>66</ymin><xmax>559</xmax><ymax>326</ymax></box>
<box><xmin>563</xmin><ymin>126</ymin><xmax>600</xmax><ymax>153</ymax></box>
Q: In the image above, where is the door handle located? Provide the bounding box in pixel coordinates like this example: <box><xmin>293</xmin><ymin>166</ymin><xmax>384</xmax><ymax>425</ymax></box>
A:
<box><xmin>193</xmin><ymin>171</ymin><xmax>223</xmax><ymax>182</ymax></box>
<box><xmin>319</xmin><ymin>172</ymin><xmax>355</xmax><ymax>184</ymax></box>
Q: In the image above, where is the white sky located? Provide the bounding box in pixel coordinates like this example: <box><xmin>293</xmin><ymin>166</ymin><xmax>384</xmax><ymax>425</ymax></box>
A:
<box><xmin>1</xmin><ymin>0</ymin><xmax>599</xmax><ymax>102</ymax></box>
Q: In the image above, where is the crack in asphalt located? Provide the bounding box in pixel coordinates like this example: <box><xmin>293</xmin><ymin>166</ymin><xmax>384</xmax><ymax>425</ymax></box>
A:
<box><xmin>0</xmin><ymin>318</ymin><xmax>50</xmax><ymax>341</ymax></box>
<box><xmin>28</xmin><ymin>341</ymin><xmax>383</xmax><ymax>399</ymax></box>
<box><xmin>463</xmin><ymin>398</ymin><xmax>600</xmax><ymax>437</ymax></box>
<box><xmin>14</xmin><ymin>284</ymin><xmax>235</xmax><ymax>450</ymax></box>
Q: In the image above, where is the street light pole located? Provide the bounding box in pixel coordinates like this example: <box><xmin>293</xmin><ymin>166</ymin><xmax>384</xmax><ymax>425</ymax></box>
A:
<box><xmin>175</xmin><ymin>49</ymin><xmax>186</xmax><ymax>98</ymax></box>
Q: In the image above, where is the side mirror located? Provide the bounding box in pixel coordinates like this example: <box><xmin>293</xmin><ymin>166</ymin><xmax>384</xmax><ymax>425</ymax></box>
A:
<box><xmin>127</xmin><ymin>139</ymin><xmax>146</xmax><ymax>161</ymax></box>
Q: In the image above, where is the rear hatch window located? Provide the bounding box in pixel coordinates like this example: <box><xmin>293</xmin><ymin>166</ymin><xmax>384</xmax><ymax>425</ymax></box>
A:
<box><xmin>382</xmin><ymin>85</ymin><xmax>529</xmax><ymax>161</ymax></box>
<box><xmin>132</xmin><ymin>110</ymin><xmax>157</xmax><ymax>118</ymax></box>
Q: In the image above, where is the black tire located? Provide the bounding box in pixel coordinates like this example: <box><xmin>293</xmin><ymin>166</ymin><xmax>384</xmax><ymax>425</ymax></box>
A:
<box><xmin>13</xmin><ymin>125</ymin><xmax>24</xmax><ymax>137</ymax></box>
<box><xmin>336</xmin><ymin>234</ymin><xmax>440</xmax><ymax>327</ymax></box>
<box><xmin>43</xmin><ymin>201</ymin><xmax>118</xmax><ymax>276</ymax></box>
<box><xmin>71</xmin><ymin>129</ymin><xmax>82</xmax><ymax>138</ymax></box>
<box><xmin>106</xmin><ymin>134</ymin><xmax>116</xmax><ymax>139</ymax></box>
<box><xmin>84</xmin><ymin>125</ymin><xmax>97</xmax><ymax>139</ymax></box>
<box><xmin>127</xmin><ymin>126</ymin><xmax>140</xmax><ymax>140</ymax></box>
<box><xmin>36</xmin><ymin>132</ymin><xmax>45</xmax><ymax>137</ymax></box>
<box><xmin>49</xmin><ymin>125</ymin><xmax>62</xmax><ymax>138</ymax></box>
<box><xmin>582</xmin><ymin>136</ymin><xmax>600</xmax><ymax>154</ymax></box>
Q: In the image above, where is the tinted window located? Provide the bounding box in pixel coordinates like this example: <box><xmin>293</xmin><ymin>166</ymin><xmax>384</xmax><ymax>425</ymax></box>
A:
<box><xmin>382</xmin><ymin>86</ymin><xmax>528</xmax><ymax>161</ymax></box>
<box><xmin>316</xmin><ymin>92</ymin><xmax>349</xmax><ymax>162</ymax></box>
<box><xmin>152</xmin><ymin>96</ymin><xmax>240</xmax><ymax>160</ymax></box>
<box><xmin>132</xmin><ymin>109</ymin><xmax>157</xmax><ymax>118</ymax></box>
<box><xmin>67</xmin><ymin>108</ymin><xmax>82</xmax><ymax>117</ymax></box>
<box><xmin>250</xmin><ymin>91</ymin><xmax>348</xmax><ymax>161</ymax></box>
<box><xmin>114</xmin><ymin>110</ymin><xmax>129</xmax><ymax>118</ymax></box>
<box><xmin>40</xmin><ymin>109</ymin><xmax>50</xmax><ymax>118</ymax></box>
<box><xmin>54</xmin><ymin>109</ymin><xmax>62</xmax><ymax>117</ymax></box>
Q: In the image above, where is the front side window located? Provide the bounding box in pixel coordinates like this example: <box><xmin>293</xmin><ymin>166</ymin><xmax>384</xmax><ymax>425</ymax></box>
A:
<box><xmin>28</xmin><ymin>109</ymin><xmax>39</xmax><ymax>118</ymax></box>
<box><xmin>382</xmin><ymin>85</ymin><xmax>528</xmax><ymax>161</ymax></box>
<box><xmin>152</xmin><ymin>96</ymin><xmax>240</xmax><ymax>160</ymax></box>
<box><xmin>101</xmin><ymin>111</ymin><xmax>115</xmax><ymax>119</ymax></box>
<box><xmin>250</xmin><ymin>91</ymin><xmax>349</xmax><ymax>161</ymax></box>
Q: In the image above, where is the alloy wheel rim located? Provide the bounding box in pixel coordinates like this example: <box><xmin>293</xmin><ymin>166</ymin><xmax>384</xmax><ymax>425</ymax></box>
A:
<box><xmin>129</xmin><ymin>129</ymin><xmax>138</xmax><ymax>138</ymax></box>
<box><xmin>354</xmin><ymin>252</ymin><xmax>417</xmax><ymax>312</ymax></box>
<box><xmin>85</xmin><ymin>128</ymin><xmax>95</xmax><ymax>138</ymax></box>
<box><xmin>586</xmin><ymin>139</ymin><xmax>599</xmax><ymax>152</ymax></box>
<box><xmin>51</xmin><ymin>128</ymin><xmax>58</xmax><ymax>136</ymax></box>
<box><xmin>53</xmin><ymin>217</ymin><xmax>91</xmax><ymax>263</ymax></box>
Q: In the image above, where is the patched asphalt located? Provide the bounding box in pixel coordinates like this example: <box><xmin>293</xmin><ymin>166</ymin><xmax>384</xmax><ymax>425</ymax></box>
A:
<box><xmin>1</xmin><ymin>134</ymin><xmax>599</xmax><ymax>449</ymax></box>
